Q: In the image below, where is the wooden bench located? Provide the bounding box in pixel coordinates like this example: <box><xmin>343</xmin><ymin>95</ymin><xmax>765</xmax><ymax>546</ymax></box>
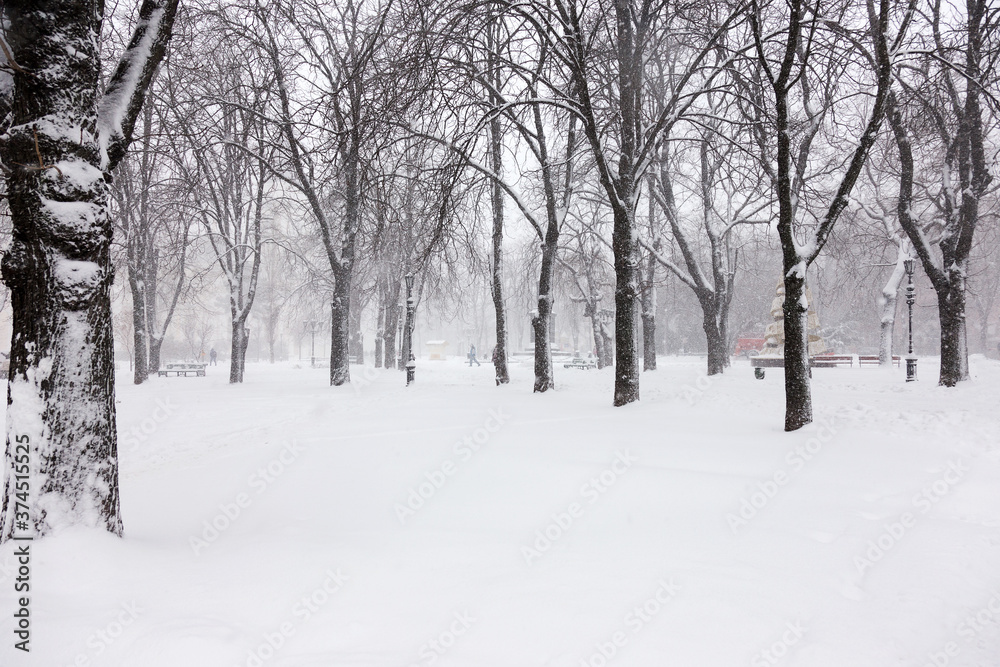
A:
<box><xmin>158</xmin><ymin>363</ymin><xmax>207</xmax><ymax>377</ymax></box>
<box><xmin>858</xmin><ymin>355</ymin><xmax>901</xmax><ymax>367</ymax></box>
<box><xmin>811</xmin><ymin>355</ymin><xmax>854</xmax><ymax>368</ymax></box>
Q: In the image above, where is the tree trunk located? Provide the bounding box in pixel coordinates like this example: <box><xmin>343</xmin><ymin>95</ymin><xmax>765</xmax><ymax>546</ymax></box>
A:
<box><xmin>129</xmin><ymin>273</ymin><xmax>149</xmax><ymax>384</ymax></box>
<box><xmin>330</xmin><ymin>271</ymin><xmax>351</xmax><ymax>386</ymax></box>
<box><xmin>374</xmin><ymin>282</ymin><xmax>385</xmax><ymax>369</ymax></box>
<box><xmin>148</xmin><ymin>336</ymin><xmax>163</xmax><ymax>375</ymax></box>
<box><xmin>703</xmin><ymin>309</ymin><xmax>727</xmax><ymax>376</ymax></box>
<box><xmin>489</xmin><ymin>73</ymin><xmax>510</xmax><ymax>386</ymax></box>
<box><xmin>0</xmin><ymin>0</ymin><xmax>134</xmax><ymax>539</ymax></box>
<box><xmin>532</xmin><ymin>245</ymin><xmax>557</xmax><ymax>391</ymax></box>
<box><xmin>230</xmin><ymin>318</ymin><xmax>248</xmax><ymax>383</ymax></box>
<box><xmin>878</xmin><ymin>253</ymin><xmax>906</xmax><ymax>366</ymax></box>
<box><xmin>401</xmin><ymin>286</ymin><xmax>415</xmax><ymax>373</ymax></box>
<box><xmin>349</xmin><ymin>291</ymin><xmax>363</xmax><ymax>366</ymax></box>
<box><xmin>938</xmin><ymin>276</ymin><xmax>969</xmax><ymax>387</ymax></box>
<box><xmin>782</xmin><ymin>272</ymin><xmax>812</xmax><ymax>431</ymax></box>
<box><xmin>384</xmin><ymin>290</ymin><xmax>400</xmax><ymax>370</ymax></box>
<box><xmin>639</xmin><ymin>255</ymin><xmax>657</xmax><ymax>371</ymax></box>
<box><xmin>611</xmin><ymin>208</ymin><xmax>639</xmax><ymax>406</ymax></box>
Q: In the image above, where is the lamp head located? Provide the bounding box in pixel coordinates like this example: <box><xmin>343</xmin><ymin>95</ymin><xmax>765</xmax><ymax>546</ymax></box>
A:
<box><xmin>904</xmin><ymin>258</ymin><xmax>915</xmax><ymax>275</ymax></box>
<box><xmin>405</xmin><ymin>273</ymin><xmax>415</xmax><ymax>290</ymax></box>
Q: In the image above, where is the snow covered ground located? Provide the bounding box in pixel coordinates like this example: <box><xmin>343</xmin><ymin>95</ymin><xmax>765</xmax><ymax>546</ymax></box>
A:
<box><xmin>2</xmin><ymin>355</ymin><xmax>1000</xmax><ymax>667</ymax></box>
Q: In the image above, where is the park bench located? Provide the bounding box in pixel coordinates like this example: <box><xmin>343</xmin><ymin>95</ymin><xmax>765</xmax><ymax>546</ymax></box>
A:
<box><xmin>751</xmin><ymin>354</ymin><xmax>852</xmax><ymax>379</ymax></box>
<box><xmin>858</xmin><ymin>355</ymin><xmax>901</xmax><ymax>367</ymax></box>
<box><xmin>810</xmin><ymin>355</ymin><xmax>854</xmax><ymax>368</ymax></box>
<box><xmin>158</xmin><ymin>362</ymin><xmax>207</xmax><ymax>377</ymax></box>
<box><xmin>564</xmin><ymin>357</ymin><xmax>597</xmax><ymax>370</ymax></box>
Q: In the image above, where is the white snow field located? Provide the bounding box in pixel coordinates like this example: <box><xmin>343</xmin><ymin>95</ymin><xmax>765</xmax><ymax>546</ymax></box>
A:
<box><xmin>2</xmin><ymin>356</ymin><xmax>1000</xmax><ymax>667</ymax></box>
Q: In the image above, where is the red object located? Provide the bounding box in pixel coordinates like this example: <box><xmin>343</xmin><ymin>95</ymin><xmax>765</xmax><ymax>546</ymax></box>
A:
<box><xmin>734</xmin><ymin>337</ymin><xmax>765</xmax><ymax>356</ymax></box>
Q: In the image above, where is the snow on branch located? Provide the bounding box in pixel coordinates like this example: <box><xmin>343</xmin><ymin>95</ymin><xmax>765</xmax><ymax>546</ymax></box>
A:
<box><xmin>97</xmin><ymin>0</ymin><xmax>179</xmax><ymax>172</ymax></box>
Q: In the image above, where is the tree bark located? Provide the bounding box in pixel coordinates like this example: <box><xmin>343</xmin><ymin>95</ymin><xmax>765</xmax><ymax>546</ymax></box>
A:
<box><xmin>878</xmin><ymin>252</ymin><xmax>906</xmax><ymax>366</ymax></box>
<box><xmin>485</xmin><ymin>10</ymin><xmax>510</xmax><ymax>387</ymax></box>
<box><xmin>129</xmin><ymin>272</ymin><xmax>149</xmax><ymax>384</ymax></box>
<box><xmin>374</xmin><ymin>280</ymin><xmax>385</xmax><ymax>369</ymax></box>
<box><xmin>229</xmin><ymin>319</ymin><xmax>248</xmax><ymax>383</ymax></box>
<box><xmin>349</xmin><ymin>290</ymin><xmax>364</xmax><ymax>366</ymax></box>
<box><xmin>938</xmin><ymin>276</ymin><xmax>969</xmax><ymax>386</ymax></box>
<box><xmin>330</xmin><ymin>270</ymin><xmax>351</xmax><ymax>386</ymax></box>
<box><xmin>384</xmin><ymin>281</ymin><xmax>401</xmax><ymax>370</ymax></box>
<box><xmin>0</xmin><ymin>0</ymin><xmax>178</xmax><ymax>539</ymax></box>
<box><xmin>639</xmin><ymin>252</ymin><xmax>657</xmax><ymax>371</ymax></box>
<box><xmin>703</xmin><ymin>306</ymin><xmax>728</xmax><ymax>376</ymax></box>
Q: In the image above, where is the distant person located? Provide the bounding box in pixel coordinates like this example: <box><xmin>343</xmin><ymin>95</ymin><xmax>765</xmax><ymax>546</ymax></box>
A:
<box><xmin>468</xmin><ymin>344</ymin><xmax>481</xmax><ymax>367</ymax></box>
<box><xmin>209</xmin><ymin>348</ymin><xmax>217</xmax><ymax>366</ymax></box>
<box><xmin>199</xmin><ymin>349</ymin><xmax>205</xmax><ymax>362</ymax></box>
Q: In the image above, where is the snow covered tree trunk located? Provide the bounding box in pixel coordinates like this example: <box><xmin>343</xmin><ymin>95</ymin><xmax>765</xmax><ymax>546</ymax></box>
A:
<box><xmin>229</xmin><ymin>319</ymin><xmax>248</xmax><ymax>384</ymax></box>
<box><xmin>585</xmin><ymin>305</ymin><xmax>606</xmax><ymax>369</ymax></box>
<box><xmin>639</xmin><ymin>254</ymin><xmax>657</xmax><ymax>372</ymax></box>
<box><xmin>489</xmin><ymin>157</ymin><xmax>510</xmax><ymax>388</ymax></box>
<box><xmin>0</xmin><ymin>0</ymin><xmax>177</xmax><ymax>539</ymax></box>
<box><xmin>703</xmin><ymin>308</ymin><xmax>727</xmax><ymax>376</ymax></box>
<box><xmin>532</xmin><ymin>245</ymin><xmax>556</xmax><ymax>392</ymax></box>
<box><xmin>384</xmin><ymin>290</ymin><xmax>400</xmax><ymax>370</ymax></box>
<box><xmin>349</xmin><ymin>291</ymin><xmax>363</xmax><ymax>366</ymax></box>
<box><xmin>330</xmin><ymin>270</ymin><xmax>351</xmax><ymax>386</ymax></box>
<box><xmin>129</xmin><ymin>273</ymin><xmax>149</xmax><ymax>384</ymax></box>
<box><xmin>611</xmin><ymin>204</ymin><xmax>640</xmax><ymax>406</ymax></box>
<box><xmin>374</xmin><ymin>282</ymin><xmax>385</xmax><ymax>369</ymax></box>
<box><xmin>782</xmin><ymin>271</ymin><xmax>813</xmax><ymax>430</ymax></box>
<box><xmin>938</xmin><ymin>274</ymin><xmax>970</xmax><ymax>387</ymax></box>
<box><xmin>878</xmin><ymin>252</ymin><xmax>906</xmax><ymax>366</ymax></box>
<box><xmin>148</xmin><ymin>334</ymin><xmax>164</xmax><ymax>376</ymax></box>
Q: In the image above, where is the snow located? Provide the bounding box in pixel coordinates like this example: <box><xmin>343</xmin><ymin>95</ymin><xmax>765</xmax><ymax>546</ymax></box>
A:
<box><xmin>2</xmin><ymin>356</ymin><xmax>999</xmax><ymax>666</ymax></box>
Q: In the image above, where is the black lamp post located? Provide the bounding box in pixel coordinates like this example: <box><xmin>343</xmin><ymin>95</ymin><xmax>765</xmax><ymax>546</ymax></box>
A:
<box><xmin>405</xmin><ymin>273</ymin><xmax>416</xmax><ymax>385</ymax></box>
<box><xmin>904</xmin><ymin>258</ymin><xmax>917</xmax><ymax>382</ymax></box>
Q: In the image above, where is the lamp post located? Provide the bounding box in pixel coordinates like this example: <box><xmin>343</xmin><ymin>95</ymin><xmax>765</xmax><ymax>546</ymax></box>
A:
<box><xmin>904</xmin><ymin>258</ymin><xmax>917</xmax><ymax>382</ymax></box>
<box><xmin>304</xmin><ymin>320</ymin><xmax>319</xmax><ymax>367</ymax></box>
<box><xmin>405</xmin><ymin>273</ymin><xmax>416</xmax><ymax>385</ymax></box>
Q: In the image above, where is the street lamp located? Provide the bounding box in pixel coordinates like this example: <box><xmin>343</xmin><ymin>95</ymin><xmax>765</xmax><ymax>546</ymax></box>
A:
<box><xmin>904</xmin><ymin>258</ymin><xmax>917</xmax><ymax>382</ymax></box>
<box><xmin>405</xmin><ymin>273</ymin><xmax>416</xmax><ymax>386</ymax></box>
<box><xmin>303</xmin><ymin>320</ymin><xmax>320</xmax><ymax>367</ymax></box>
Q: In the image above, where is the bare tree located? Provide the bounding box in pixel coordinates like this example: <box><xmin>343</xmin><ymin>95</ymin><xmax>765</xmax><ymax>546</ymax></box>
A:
<box><xmin>883</xmin><ymin>0</ymin><xmax>995</xmax><ymax>386</ymax></box>
<box><xmin>749</xmin><ymin>0</ymin><xmax>901</xmax><ymax>430</ymax></box>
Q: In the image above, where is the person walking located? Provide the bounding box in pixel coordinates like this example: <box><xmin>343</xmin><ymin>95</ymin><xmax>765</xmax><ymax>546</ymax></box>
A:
<box><xmin>209</xmin><ymin>348</ymin><xmax>218</xmax><ymax>366</ymax></box>
<box><xmin>468</xmin><ymin>344</ymin><xmax>481</xmax><ymax>366</ymax></box>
